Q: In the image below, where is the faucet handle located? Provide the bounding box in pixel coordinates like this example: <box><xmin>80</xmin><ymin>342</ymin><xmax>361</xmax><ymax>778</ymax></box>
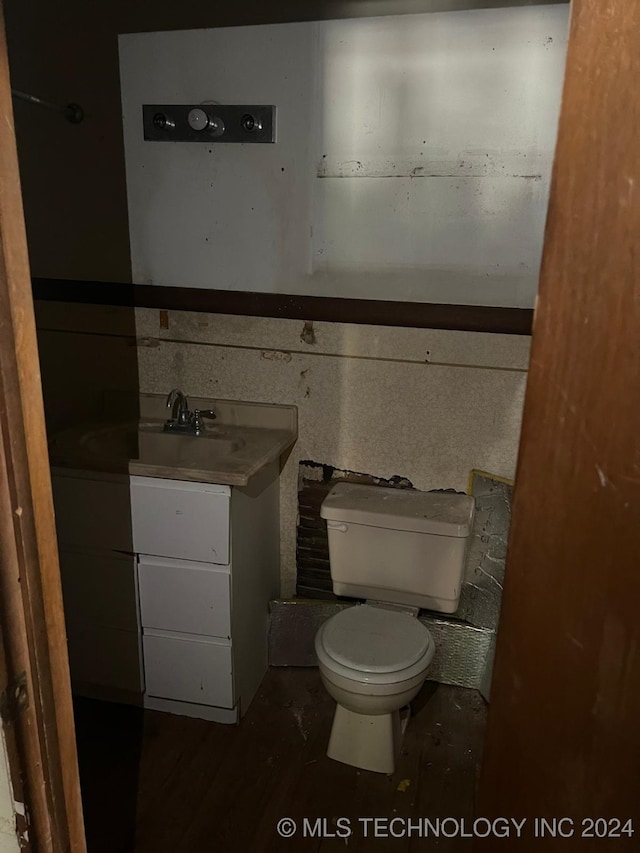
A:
<box><xmin>192</xmin><ymin>409</ymin><xmax>216</xmax><ymax>434</ymax></box>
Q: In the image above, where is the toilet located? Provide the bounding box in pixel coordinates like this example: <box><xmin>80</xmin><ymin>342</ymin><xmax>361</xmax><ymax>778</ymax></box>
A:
<box><xmin>315</xmin><ymin>482</ymin><xmax>475</xmax><ymax>774</ymax></box>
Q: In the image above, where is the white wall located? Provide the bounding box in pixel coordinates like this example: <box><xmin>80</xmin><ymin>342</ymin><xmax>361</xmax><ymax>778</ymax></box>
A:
<box><xmin>0</xmin><ymin>725</ymin><xmax>19</xmax><ymax>853</ymax></box>
<box><xmin>135</xmin><ymin>308</ymin><xmax>529</xmax><ymax>594</ymax></box>
<box><xmin>120</xmin><ymin>5</ymin><xmax>569</xmax><ymax>307</ymax></box>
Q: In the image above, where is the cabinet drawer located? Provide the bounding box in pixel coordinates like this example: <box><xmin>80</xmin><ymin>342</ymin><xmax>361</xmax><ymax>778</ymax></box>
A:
<box><xmin>131</xmin><ymin>477</ymin><xmax>230</xmax><ymax>564</ymax></box>
<box><xmin>138</xmin><ymin>556</ymin><xmax>230</xmax><ymax>637</ymax></box>
<box><xmin>59</xmin><ymin>549</ymin><xmax>139</xmax><ymax>632</ymax></box>
<box><xmin>52</xmin><ymin>474</ymin><xmax>133</xmax><ymax>553</ymax></box>
<box><xmin>143</xmin><ymin>630</ymin><xmax>233</xmax><ymax>708</ymax></box>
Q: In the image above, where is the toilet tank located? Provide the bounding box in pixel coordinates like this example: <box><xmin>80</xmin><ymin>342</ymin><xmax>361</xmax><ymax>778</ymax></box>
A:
<box><xmin>320</xmin><ymin>483</ymin><xmax>475</xmax><ymax>614</ymax></box>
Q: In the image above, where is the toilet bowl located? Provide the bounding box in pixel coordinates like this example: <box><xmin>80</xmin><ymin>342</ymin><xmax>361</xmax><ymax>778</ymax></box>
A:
<box><xmin>316</xmin><ymin>482</ymin><xmax>474</xmax><ymax>774</ymax></box>
<box><xmin>315</xmin><ymin>604</ymin><xmax>435</xmax><ymax>774</ymax></box>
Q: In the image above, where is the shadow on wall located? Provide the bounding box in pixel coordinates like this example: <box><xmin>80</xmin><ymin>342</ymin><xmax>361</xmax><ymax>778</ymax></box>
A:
<box><xmin>34</xmin><ymin>302</ymin><xmax>140</xmax><ymax>435</ymax></box>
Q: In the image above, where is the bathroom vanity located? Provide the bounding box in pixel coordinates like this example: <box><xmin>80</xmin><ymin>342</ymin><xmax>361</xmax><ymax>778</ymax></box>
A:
<box><xmin>49</xmin><ymin>394</ymin><xmax>297</xmax><ymax>723</ymax></box>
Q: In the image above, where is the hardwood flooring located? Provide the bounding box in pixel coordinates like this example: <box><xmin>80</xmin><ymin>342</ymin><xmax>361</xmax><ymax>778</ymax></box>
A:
<box><xmin>73</xmin><ymin>669</ymin><xmax>487</xmax><ymax>852</ymax></box>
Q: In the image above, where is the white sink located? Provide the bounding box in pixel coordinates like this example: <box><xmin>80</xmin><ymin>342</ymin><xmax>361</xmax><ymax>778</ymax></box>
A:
<box><xmin>78</xmin><ymin>420</ymin><xmax>245</xmax><ymax>462</ymax></box>
<box><xmin>49</xmin><ymin>395</ymin><xmax>298</xmax><ymax>486</ymax></box>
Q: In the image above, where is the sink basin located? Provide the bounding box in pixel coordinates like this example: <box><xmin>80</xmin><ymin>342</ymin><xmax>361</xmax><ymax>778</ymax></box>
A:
<box><xmin>49</xmin><ymin>395</ymin><xmax>298</xmax><ymax>486</ymax></box>
<box><xmin>138</xmin><ymin>429</ymin><xmax>244</xmax><ymax>462</ymax></box>
<box><xmin>77</xmin><ymin>420</ymin><xmax>245</xmax><ymax>465</ymax></box>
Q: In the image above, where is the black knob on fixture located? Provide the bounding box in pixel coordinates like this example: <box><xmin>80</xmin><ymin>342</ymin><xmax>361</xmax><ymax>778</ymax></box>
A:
<box><xmin>153</xmin><ymin>112</ymin><xmax>174</xmax><ymax>130</ymax></box>
<box><xmin>241</xmin><ymin>113</ymin><xmax>262</xmax><ymax>133</ymax></box>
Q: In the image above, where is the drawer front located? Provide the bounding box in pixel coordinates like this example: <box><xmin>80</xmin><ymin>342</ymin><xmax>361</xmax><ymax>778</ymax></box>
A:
<box><xmin>131</xmin><ymin>477</ymin><xmax>230</xmax><ymax>564</ymax></box>
<box><xmin>143</xmin><ymin>630</ymin><xmax>233</xmax><ymax>708</ymax></box>
<box><xmin>52</xmin><ymin>474</ymin><xmax>133</xmax><ymax>553</ymax></box>
<box><xmin>138</xmin><ymin>556</ymin><xmax>230</xmax><ymax>637</ymax></box>
<box><xmin>59</xmin><ymin>549</ymin><xmax>139</xmax><ymax>632</ymax></box>
<box><xmin>67</xmin><ymin>625</ymin><xmax>143</xmax><ymax>694</ymax></box>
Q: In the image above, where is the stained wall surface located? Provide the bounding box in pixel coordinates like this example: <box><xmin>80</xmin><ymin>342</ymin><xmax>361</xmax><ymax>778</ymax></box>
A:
<box><xmin>135</xmin><ymin>307</ymin><xmax>529</xmax><ymax>594</ymax></box>
<box><xmin>120</xmin><ymin>6</ymin><xmax>569</xmax><ymax>306</ymax></box>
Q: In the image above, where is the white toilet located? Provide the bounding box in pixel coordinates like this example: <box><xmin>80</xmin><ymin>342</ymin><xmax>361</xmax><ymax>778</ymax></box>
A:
<box><xmin>315</xmin><ymin>482</ymin><xmax>475</xmax><ymax>774</ymax></box>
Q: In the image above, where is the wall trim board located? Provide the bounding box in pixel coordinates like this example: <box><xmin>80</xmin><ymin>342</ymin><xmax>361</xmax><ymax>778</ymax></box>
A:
<box><xmin>111</xmin><ymin>0</ymin><xmax>572</xmax><ymax>35</ymax></box>
<box><xmin>31</xmin><ymin>279</ymin><xmax>533</xmax><ymax>335</ymax></box>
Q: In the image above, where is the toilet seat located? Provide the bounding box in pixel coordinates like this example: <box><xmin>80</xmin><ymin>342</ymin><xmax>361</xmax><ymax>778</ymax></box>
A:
<box><xmin>316</xmin><ymin>605</ymin><xmax>434</xmax><ymax>685</ymax></box>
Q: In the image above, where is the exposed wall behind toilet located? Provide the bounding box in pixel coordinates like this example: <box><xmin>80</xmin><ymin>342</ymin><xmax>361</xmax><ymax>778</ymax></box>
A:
<box><xmin>134</xmin><ymin>308</ymin><xmax>528</xmax><ymax>594</ymax></box>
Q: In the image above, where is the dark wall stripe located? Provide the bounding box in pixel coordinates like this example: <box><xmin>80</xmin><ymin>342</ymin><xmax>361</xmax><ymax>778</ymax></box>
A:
<box><xmin>32</xmin><ymin>278</ymin><xmax>533</xmax><ymax>335</ymax></box>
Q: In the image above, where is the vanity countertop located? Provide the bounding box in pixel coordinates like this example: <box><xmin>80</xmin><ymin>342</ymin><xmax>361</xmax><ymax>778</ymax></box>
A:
<box><xmin>48</xmin><ymin>394</ymin><xmax>298</xmax><ymax>487</ymax></box>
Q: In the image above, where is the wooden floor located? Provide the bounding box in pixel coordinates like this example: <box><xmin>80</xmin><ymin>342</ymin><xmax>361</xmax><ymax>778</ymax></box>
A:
<box><xmin>73</xmin><ymin>669</ymin><xmax>487</xmax><ymax>852</ymax></box>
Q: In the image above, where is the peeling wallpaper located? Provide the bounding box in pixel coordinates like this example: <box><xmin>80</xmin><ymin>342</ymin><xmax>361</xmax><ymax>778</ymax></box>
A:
<box><xmin>135</xmin><ymin>309</ymin><xmax>528</xmax><ymax>594</ymax></box>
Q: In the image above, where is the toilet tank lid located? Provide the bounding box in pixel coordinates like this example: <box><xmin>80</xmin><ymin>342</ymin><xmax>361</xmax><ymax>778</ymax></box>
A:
<box><xmin>320</xmin><ymin>483</ymin><xmax>475</xmax><ymax>537</ymax></box>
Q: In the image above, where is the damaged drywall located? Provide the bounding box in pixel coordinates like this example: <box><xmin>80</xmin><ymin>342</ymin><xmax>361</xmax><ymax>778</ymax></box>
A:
<box><xmin>134</xmin><ymin>306</ymin><xmax>527</xmax><ymax>595</ymax></box>
<box><xmin>271</xmin><ymin>471</ymin><xmax>512</xmax><ymax>695</ymax></box>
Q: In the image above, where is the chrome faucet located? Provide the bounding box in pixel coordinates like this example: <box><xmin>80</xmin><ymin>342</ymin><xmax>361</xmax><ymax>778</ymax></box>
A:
<box><xmin>166</xmin><ymin>388</ymin><xmax>190</xmax><ymax>425</ymax></box>
<box><xmin>164</xmin><ymin>389</ymin><xmax>216</xmax><ymax>435</ymax></box>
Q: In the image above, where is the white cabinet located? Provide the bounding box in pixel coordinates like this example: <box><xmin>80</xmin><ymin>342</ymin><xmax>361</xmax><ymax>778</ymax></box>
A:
<box><xmin>52</xmin><ymin>465</ymin><xmax>280</xmax><ymax>723</ymax></box>
<box><xmin>143</xmin><ymin>631</ymin><xmax>234</xmax><ymax>708</ymax></box>
<box><xmin>130</xmin><ymin>476</ymin><xmax>230</xmax><ymax>564</ymax></box>
<box><xmin>138</xmin><ymin>556</ymin><xmax>230</xmax><ymax>637</ymax></box>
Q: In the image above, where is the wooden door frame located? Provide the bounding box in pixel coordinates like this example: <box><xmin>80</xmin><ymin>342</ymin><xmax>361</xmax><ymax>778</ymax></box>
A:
<box><xmin>0</xmin><ymin>3</ymin><xmax>86</xmax><ymax>851</ymax></box>
<box><xmin>478</xmin><ymin>0</ymin><xmax>640</xmax><ymax>843</ymax></box>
